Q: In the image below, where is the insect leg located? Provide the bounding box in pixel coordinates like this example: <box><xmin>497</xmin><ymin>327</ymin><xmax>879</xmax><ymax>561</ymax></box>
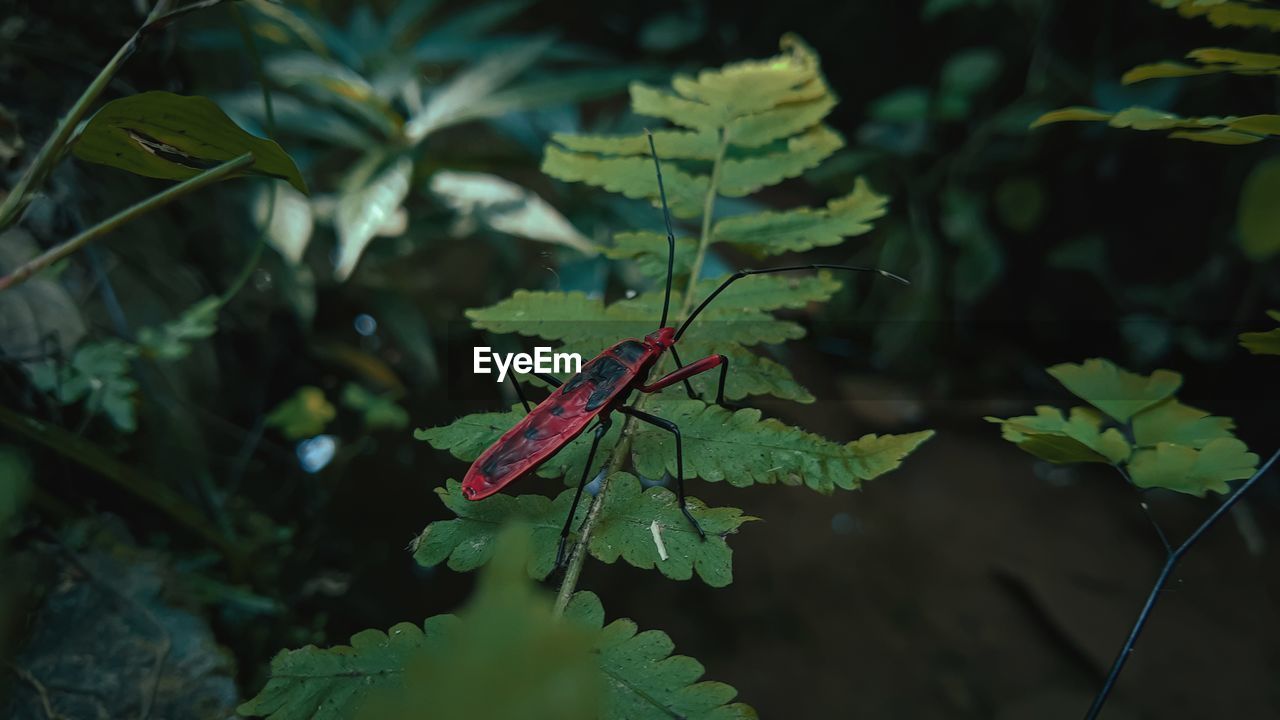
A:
<box><xmin>532</xmin><ymin>372</ymin><xmax>562</xmax><ymax>388</ymax></box>
<box><xmin>666</xmin><ymin>346</ymin><xmax>700</xmax><ymax>399</ymax></box>
<box><xmin>509</xmin><ymin>374</ymin><xmax>532</xmax><ymax>413</ymax></box>
<box><xmin>618</xmin><ymin>406</ymin><xmax>706</xmax><ymax>540</ymax></box>
<box><xmin>638</xmin><ymin>354</ymin><xmax>730</xmax><ymax>409</ymax></box>
<box><xmin>556</xmin><ymin>416</ymin><xmax>613</xmax><ymax>567</ymax></box>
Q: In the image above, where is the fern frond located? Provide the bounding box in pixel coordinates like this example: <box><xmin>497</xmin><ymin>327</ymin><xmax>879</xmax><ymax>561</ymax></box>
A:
<box><xmin>564</xmin><ymin>591</ymin><xmax>757</xmax><ymax>720</ymax></box>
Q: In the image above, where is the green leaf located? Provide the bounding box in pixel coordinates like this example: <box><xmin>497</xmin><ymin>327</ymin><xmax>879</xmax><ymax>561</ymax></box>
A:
<box><xmin>1128</xmin><ymin>438</ymin><xmax>1259</xmax><ymax>496</ymax></box>
<box><xmin>1031</xmin><ymin>104</ymin><xmax>1280</xmax><ymax>143</ymax></box>
<box><xmin>412</xmin><ymin>479</ymin><xmax>576</xmax><ymax>580</ymax></box>
<box><xmin>466</xmin><ymin>289</ymin><xmax>804</xmax><ymax>350</ymax></box>
<box><xmin>631</xmin><ymin>397</ymin><xmax>934</xmax><ymax>492</ymax></box>
<box><xmin>717</xmin><ymin>125</ymin><xmax>844</xmax><ymax>197</ymax></box>
<box><xmin>1123</xmin><ymin>47</ymin><xmax>1280</xmax><ymax>84</ymax></box>
<box><xmin>1047</xmin><ymin>358</ymin><xmax>1182</xmax><ymax>423</ymax></box>
<box><xmin>241</xmin><ymin>528</ymin><xmax>600</xmax><ymax>720</ymax></box>
<box><xmin>429</xmin><ymin>170</ymin><xmax>596</xmax><ymax>255</ymax></box>
<box><xmin>266</xmin><ymin>53</ymin><xmax>401</xmax><ymax>138</ymax></box>
<box><xmin>73</xmin><ymin>91</ymin><xmax>306</xmax><ymax>193</ymax></box>
<box><xmin>413</xmin><ymin>476</ymin><xmax>754</xmax><ymax>586</ymax></box>
<box><xmin>340</xmin><ymin>383</ymin><xmax>409</xmax><ymax>431</ymax></box>
<box><xmin>265</xmin><ymin>386</ymin><xmax>336</xmax><ymax>440</ymax></box>
<box><xmin>541</xmin><ymin>146</ymin><xmax>706</xmax><ymax>219</ymax></box>
<box><xmin>256</xmin><ymin>183</ymin><xmax>315</xmax><ymax>265</ymax></box>
<box><xmin>554</xmin><ymin>129</ymin><xmax>720</xmax><ymax>160</ymax></box>
<box><xmin>29</xmin><ymin>339</ymin><xmax>139</xmax><ymax>432</ymax></box>
<box><xmin>712</xmin><ymin>177</ymin><xmax>888</xmax><ymax>255</ymax></box>
<box><xmin>1157</xmin><ymin>1</ymin><xmax>1280</xmax><ymax>31</ymax></box>
<box><xmin>564</xmin><ymin>591</ymin><xmax>756</xmax><ymax>720</ymax></box>
<box><xmin>986</xmin><ymin>406</ymin><xmax>1131</xmax><ymax>464</ymax></box>
<box><xmin>1239</xmin><ymin>310</ymin><xmax>1280</xmax><ymax>355</ymax></box>
<box><xmin>1238</xmin><ymin>156</ymin><xmax>1280</xmax><ymax>261</ymax></box>
<box><xmin>137</xmin><ymin>297</ymin><xmax>221</xmax><ymax>361</ymax></box>
<box><xmin>590</xmin><ymin>472</ymin><xmax>755</xmax><ymax>587</ymax></box>
<box><xmin>1131</xmin><ymin>398</ymin><xmax>1235</xmax><ymax>448</ymax></box>
<box><xmin>603</xmin><ymin>231</ymin><xmax>698</xmax><ymax>281</ymax></box>
<box><xmin>678</xmin><ymin>340</ymin><xmax>815</xmax><ymax>403</ymax></box>
<box><xmin>333</xmin><ymin>156</ymin><xmax>413</xmax><ymax>281</ymax></box>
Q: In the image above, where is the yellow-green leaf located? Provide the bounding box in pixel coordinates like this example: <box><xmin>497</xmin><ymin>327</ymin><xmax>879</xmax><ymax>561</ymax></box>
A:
<box><xmin>1239</xmin><ymin>310</ymin><xmax>1280</xmax><ymax>355</ymax></box>
<box><xmin>1047</xmin><ymin>358</ymin><xmax>1182</xmax><ymax>423</ymax></box>
<box><xmin>718</xmin><ymin>125</ymin><xmax>844</xmax><ymax>197</ymax></box>
<box><xmin>1238</xmin><ymin>156</ymin><xmax>1280</xmax><ymax>260</ymax></box>
<box><xmin>73</xmin><ymin>91</ymin><xmax>307</xmax><ymax>193</ymax></box>
<box><xmin>265</xmin><ymin>386</ymin><xmax>335</xmax><ymax>440</ymax></box>
<box><xmin>987</xmin><ymin>405</ymin><xmax>1132</xmax><ymax>464</ymax></box>
<box><xmin>1131</xmin><ymin>398</ymin><xmax>1235</xmax><ymax>448</ymax></box>
<box><xmin>540</xmin><ymin>146</ymin><xmax>706</xmax><ymax>219</ymax></box>
<box><xmin>1128</xmin><ymin>438</ymin><xmax>1258</xmax><ymax>496</ymax></box>
<box><xmin>713</xmin><ymin>177</ymin><xmax>888</xmax><ymax>255</ymax></box>
<box><xmin>552</xmin><ymin>129</ymin><xmax>720</xmax><ymax>160</ymax></box>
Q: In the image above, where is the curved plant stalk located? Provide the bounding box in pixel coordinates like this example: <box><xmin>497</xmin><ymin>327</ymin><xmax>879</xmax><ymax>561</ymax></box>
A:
<box><xmin>0</xmin><ymin>0</ymin><xmax>230</xmax><ymax>231</ymax></box>
<box><xmin>1085</xmin><ymin>447</ymin><xmax>1280</xmax><ymax>720</ymax></box>
<box><xmin>0</xmin><ymin>153</ymin><xmax>254</xmax><ymax>292</ymax></box>
<box><xmin>553</xmin><ymin>130</ymin><xmax>733</xmax><ymax>616</ymax></box>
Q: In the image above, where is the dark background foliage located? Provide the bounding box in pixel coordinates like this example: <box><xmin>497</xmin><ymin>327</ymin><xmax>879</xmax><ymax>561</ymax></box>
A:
<box><xmin>1</xmin><ymin>0</ymin><xmax>1277</xmax><ymax>718</ymax></box>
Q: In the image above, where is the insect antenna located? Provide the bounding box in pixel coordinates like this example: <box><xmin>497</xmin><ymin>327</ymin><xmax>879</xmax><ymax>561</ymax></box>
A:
<box><xmin>673</xmin><ymin>264</ymin><xmax>910</xmax><ymax>341</ymax></box>
<box><xmin>645</xmin><ymin>131</ymin><xmax>677</xmax><ymax>330</ymax></box>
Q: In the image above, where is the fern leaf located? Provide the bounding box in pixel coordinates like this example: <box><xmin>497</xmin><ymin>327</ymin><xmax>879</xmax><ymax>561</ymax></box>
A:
<box><xmin>1123</xmin><ymin>47</ymin><xmax>1280</xmax><ymax>84</ymax></box>
<box><xmin>1032</xmin><ymin>105</ymin><xmax>1280</xmax><ymax>144</ymax></box>
<box><xmin>1157</xmin><ymin>0</ymin><xmax>1280</xmax><ymax>31</ymax></box>
<box><xmin>986</xmin><ymin>406</ymin><xmax>1132</xmax><ymax>464</ymax></box>
<box><xmin>728</xmin><ymin>93</ymin><xmax>836</xmax><ymax>147</ymax></box>
<box><xmin>236</xmin><ymin>615</ymin><xmax>459</xmax><ymax>719</ymax></box>
<box><xmin>631</xmin><ymin>397</ymin><xmax>934</xmax><ymax>492</ymax></box>
<box><xmin>564</xmin><ymin>591</ymin><xmax>757</xmax><ymax>720</ymax></box>
<box><xmin>590</xmin><ymin>472</ymin><xmax>755</xmax><ymax>586</ymax></box>
<box><xmin>629</xmin><ymin>82</ymin><xmax>728</xmax><ymax>131</ymax></box>
<box><xmin>604</xmin><ymin>231</ymin><xmax>698</xmax><ymax>281</ymax></box>
<box><xmin>411</xmin><ymin>479</ymin><xmax>578</xmax><ymax>579</ymax></box>
<box><xmin>1239</xmin><ymin>310</ymin><xmax>1280</xmax><ymax>355</ymax></box>
<box><xmin>242</xmin><ymin>529</ymin><xmax>601</xmax><ymax>720</ymax></box>
<box><xmin>713</xmin><ymin>178</ymin><xmax>888</xmax><ymax>255</ymax></box>
<box><xmin>553</xmin><ymin>129</ymin><xmax>720</xmax><ymax>159</ymax></box>
<box><xmin>691</xmin><ymin>272</ymin><xmax>843</xmax><ymax>312</ymax></box>
<box><xmin>718</xmin><ymin>125</ymin><xmax>844</xmax><ymax>196</ymax></box>
<box><xmin>542</xmin><ymin>146</ymin><xmax>706</xmax><ymax>218</ymax></box>
<box><xmin>467</xmin><ymin>289</ymin><xmax>806</xmax><ymax>349</ymax></box>
<box><xmin>414</xmin><ymin>475</ymin><xmax>754</xmax><ymax>586</ymax></box>
<box><xmin>677</xmin><ymin>340</ymin><xmax>815</xmax><ymax>403</ymax></box>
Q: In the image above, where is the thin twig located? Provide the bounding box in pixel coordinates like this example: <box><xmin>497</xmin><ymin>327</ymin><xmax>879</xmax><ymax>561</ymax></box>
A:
<box><xmin>1084</xmin><ymin>447</ymin><xmax>1280</xmax><ymax>720</ymax></box>
<box><xmin>1112</xmin><ymin>464</ymin><xmax>1172</xmax><ymax>554</ymax></box>
<box><xmin>0</xmin><ymin>154</ymin><xmax>254</xmax><ymax>292</ymax></box>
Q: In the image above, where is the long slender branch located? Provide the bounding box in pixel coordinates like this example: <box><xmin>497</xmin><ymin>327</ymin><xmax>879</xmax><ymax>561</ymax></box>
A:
<box><xmin>0</xmin><ymin>153</ymin><xmax>254</xmax><ymax>292</ymax></box>
<box><xmin>552</xmin><ymin>129</ymin><xmax>732</xmax><ymax>616</ymax></box>
<box><xmin>1084</xmin><ymin>447</ymin><xmax>1280</xmax><ymax>720</ymax></box>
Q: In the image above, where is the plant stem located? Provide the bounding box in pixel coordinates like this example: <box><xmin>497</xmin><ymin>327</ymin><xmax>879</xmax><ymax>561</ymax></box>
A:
<box><xmin>552</xmin><ymin>128</ymin><xmax>731</xmax><ymax>616</ymax></box>
<box><xmin>1084</xmin><ymin>447</ymin><xmax>1280</xmax><ymax>720</ymax></box>
<box><xmin>682</xmin><ymin>130</ymin><xmax>730</xmax><ymax>309</ymax></box>
<box><xmin>0</xmin><ymin>0</ymin><xmax>230</xmax><ymax>231</ymax></box>
<box><xmin>0</xmin><ymin>153</ymin><xmax>253</xmax><ymax>292</ymax></box>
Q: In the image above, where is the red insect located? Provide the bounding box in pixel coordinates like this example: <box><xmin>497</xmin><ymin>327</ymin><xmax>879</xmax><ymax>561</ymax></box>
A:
<box><xmin>461</xmin><ymin>134</ymin><xmax>908</xmax><ymax>565</ymax></box>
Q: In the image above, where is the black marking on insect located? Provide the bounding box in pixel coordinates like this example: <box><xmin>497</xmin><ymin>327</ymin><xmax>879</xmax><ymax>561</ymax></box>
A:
<box><xmin>614</xmin><ymin>340</ymin><xmax>647</xmax><ymax>362</ymax></box>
